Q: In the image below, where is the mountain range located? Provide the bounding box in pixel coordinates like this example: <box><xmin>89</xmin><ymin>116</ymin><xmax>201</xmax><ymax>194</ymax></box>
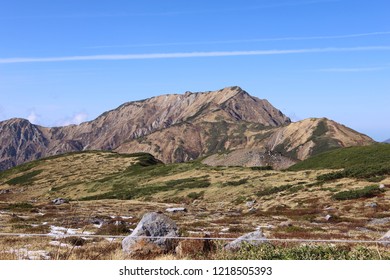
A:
<box><xmin>0</xmin><ymin>86</ymin><xmax>374</xmax><ymax>171</ymax></box>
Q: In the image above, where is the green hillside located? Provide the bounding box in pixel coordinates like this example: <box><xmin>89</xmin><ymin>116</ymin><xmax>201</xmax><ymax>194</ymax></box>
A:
<box><xmin>289</xmin><ymin>144</ymin><xmax>390</xmax><ymax>181</ymax></box>
<box><xmin>289</xmin><ymin>144</ymin><xmax>390</xmax><ymax>171</ymax></box>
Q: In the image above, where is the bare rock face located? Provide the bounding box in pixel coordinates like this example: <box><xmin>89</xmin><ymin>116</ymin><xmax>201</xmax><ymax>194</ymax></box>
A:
<box><xmin>0</xmin><ymin>86</ymin><xmax>374</xmax><ymax>171</ymax></box>
<box><xmin>0</xmin><ymin>118</ymin><xmax>50</xmax><ymax>170</ymax></box>
<box><xmin>122</xmin><ymin>212</ymin><xmax>179</xmax><ymax>254</ymax></box>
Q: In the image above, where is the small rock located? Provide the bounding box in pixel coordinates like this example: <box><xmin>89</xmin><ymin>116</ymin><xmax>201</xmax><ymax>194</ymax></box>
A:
<box><xmin>224</xmin><ymin>230</ymin><xmax>267</xmax><ymax>251</ymax></box>
<box><xmin>365</xmin><ymin>202</ymin><xmax>378</xmax><ymax>208</ymax></box>
<box><xmin>280</xmin><ymin>220</ymin><xmax>293</xmax><ymax>227</ymax></box>
<box><xmin>0</xmin><ymin>189</ymin><xmax>11</xmax><ymax>195</ymax></box>
<box><xmin>324</xmin><ymin>206</ymin><xmax>336</xmax><ymax>211</ymax></box>
<box><xmin>325</xmin><ymin>215</ymin><xmax>333</xmax><ymax>221</ymax></box>
<box><xmin>379</xmin><ymin>184</ymin><xmax>389</xmax><ymax>190</ymax></box>
<box><xmin>166</xmin><ymin>207</ymin><xmax>187</xmax><ymax>213</ymax></box>
<box><xmin>246</xmin><ymin>201</ymin><xmax>256</xmax><ymax>208</ymax></box>
<box><xmin>51</xmin><ymin>198</ymin><xmax>69</xmax><ymax>205</ymax></box>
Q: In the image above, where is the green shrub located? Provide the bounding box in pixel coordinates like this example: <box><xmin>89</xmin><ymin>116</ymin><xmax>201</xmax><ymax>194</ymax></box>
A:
<box><xmin>223</xmin><ymin>178</ymin><xmax>248</xmax><ymax>187</ymax></box>
<box><xmin>5</xmin><ymin>170</ymin><xmax>42</xmax><ymax>185</ymax></box>
<box><xmin>187</xmin><ymin>191</ymin><xmax>205</xmax><ymax>200</ymax></box>
<box><xmin>215</xmin><ymin>243</ymin><xmax>389</xmax><ymax>260</ymax></box>
<box><xmin>7</xmin><ymin>202</ymin><xmax>34</xmax><ymax>211</ymax></box>
<box><xmin>332</xmin><ymin>185</ymin><xmax>383</xmax><ymax>200</ymax></box>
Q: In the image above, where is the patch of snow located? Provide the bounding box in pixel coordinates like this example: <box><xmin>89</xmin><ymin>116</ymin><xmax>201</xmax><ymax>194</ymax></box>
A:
<box><xmin>47</xmin><ymin>226</ymin><xmax>94</xmax><ymax>238</ymax></box>
<box><xmin>120</xmin><ymin>216</ymin><xmax>133</xmax><ymax>219</ymax></box>
<box><xmin>256</xmin><ymin>225</ymin><xmax>274</xmax><ymax>230</ymax></box>
<box><xmin>49</xmin><ymin>241</ymin><xmax>72</xmax><ymax>248</ymax></box>
<box><xmin>6</xmin><ymin>248</ymin><xmax>50</xmax><ymax>260</ymax></box>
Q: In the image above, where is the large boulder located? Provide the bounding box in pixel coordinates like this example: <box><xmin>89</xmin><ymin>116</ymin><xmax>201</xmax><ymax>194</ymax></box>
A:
<box><xmin>224</xmin><ymin>230</ymin><xmax>267</xmax><ymax>251</ymax></box>
<box><xmin>122</xmin><ymin>212</ymin><xmax>179</xmax><ymax>254</ymax></box>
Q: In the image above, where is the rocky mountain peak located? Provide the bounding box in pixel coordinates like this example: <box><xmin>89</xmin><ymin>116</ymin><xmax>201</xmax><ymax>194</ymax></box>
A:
<box><xmin>0</xmin><ymin>87</ymin><xmax>374</xmax><ymax>171</ymax></box>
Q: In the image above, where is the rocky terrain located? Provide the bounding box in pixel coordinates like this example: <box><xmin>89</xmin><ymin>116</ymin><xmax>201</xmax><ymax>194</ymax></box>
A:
<box><xmin>0</xmin><ymin>151</ymin><xmax>389</xmax><ymax>260</ymax></box>
<box><xmin>0</xmin><ymin>86</ymin><xmax>374</xmax><ymax>171</ymax></box>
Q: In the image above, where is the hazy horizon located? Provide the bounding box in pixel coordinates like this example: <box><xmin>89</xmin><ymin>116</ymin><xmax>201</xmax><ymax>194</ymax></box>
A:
<box><xmin>1</xmin><ymin>0</ymin><xmax>389</xmax><ymax>141</ymax></box>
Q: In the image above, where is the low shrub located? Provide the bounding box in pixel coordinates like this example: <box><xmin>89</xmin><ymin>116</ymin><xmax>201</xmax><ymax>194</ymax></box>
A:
<box><xmin>332</xmin><ymin>185</ymin><xmax>383</xmax><ymax>200</ymax></box>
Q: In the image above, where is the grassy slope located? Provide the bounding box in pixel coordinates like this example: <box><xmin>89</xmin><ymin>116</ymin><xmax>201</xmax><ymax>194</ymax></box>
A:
<box><xmin>1</xmin><ymin>151</ymin><xmax>390</xmax><ymax>260</ymax></box>
<box><xmin>289</xmin><ymin>144</ymin><xmax>390</xmax><ymax>171</ymax></box>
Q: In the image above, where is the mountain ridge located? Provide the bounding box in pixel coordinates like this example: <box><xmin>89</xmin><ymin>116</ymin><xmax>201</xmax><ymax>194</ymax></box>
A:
<box><xmin>0</xmin><ymin>86</ymin><xmax>374</xmax><ymax>170</ymax></box>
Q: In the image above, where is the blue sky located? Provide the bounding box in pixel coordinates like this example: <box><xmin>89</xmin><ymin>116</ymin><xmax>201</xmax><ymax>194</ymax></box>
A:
<box><xmin>0</xmin><ymin>0</ymin><xmax>389</xmax><ymax>141</ymax></box>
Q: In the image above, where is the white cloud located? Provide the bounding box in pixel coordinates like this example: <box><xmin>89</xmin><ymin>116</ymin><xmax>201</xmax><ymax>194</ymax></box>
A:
<box><xmin>1</xmin><ymin>46</ymin><xmax>390</xmax><ymax>64</ymax></box>
<box><xmin>27</xmin><ymin>111</ymin><xmax>39</xmax><ymax>124</ymax></box>
<box><xmin>61</xmin><ymin>112</ymin><xmax>88</xmax><ymax>126</ymax></box>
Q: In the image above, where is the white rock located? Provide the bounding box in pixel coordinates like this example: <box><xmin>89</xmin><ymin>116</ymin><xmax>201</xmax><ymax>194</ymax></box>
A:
<box><xmin>166</xmin><ymin>207</ymin><xmax>187</xmax><ymax>213</ymax></box>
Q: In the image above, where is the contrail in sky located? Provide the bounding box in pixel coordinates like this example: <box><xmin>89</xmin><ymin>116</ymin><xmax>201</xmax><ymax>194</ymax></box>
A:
<box><xmin>89</xmin><ymin>31</ymin><xmax>390</xmax><ymax>49</ymax></box>
<box><xmin>1</xmin><ymin>46</ymin><xmax>390</xmax><ymax>64</ymax></box>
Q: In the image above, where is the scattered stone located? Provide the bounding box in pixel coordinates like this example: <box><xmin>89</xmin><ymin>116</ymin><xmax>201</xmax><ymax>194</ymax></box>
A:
<box><xmin>0</xmin><ymin>189</ymin><xmax>11</xmax><ymax>195</ymax></box>
<box><xmin>246</xmin><ymin>200</ymin><xmax>256</xmax><ymax>208</ymax></box>
<box><xmin>224</xmin><ymin>230</ymin><xmax>267</xmax><ymax>251</ymax></box>
<box><xmin>52</xmin><ymin>198</ymin><xmax>69</xmax><ymax>205</ymax></box>
<box><xmin>324</xmin><ymin>206</ymin><xmax>336</xmax><ymax>211</ymax></box>
<box><xmin>122</xmin><ymin>212</ymin><xmax>179</xmax><ymax>254</ymax></box>
<box><xmin>91</xmin><ymin>218</ymin><xmax>105</xmax><ymax>227</ymax></box>
<box><xmin>379</xmin><ymin>184</ymin><xmax>389</xmax><ymax>190</ymax></box>
<box><xmin>325</xmin><ymin>215</ymin><xmax>333</xmax><ymax>221</ymax></box>
<box><xmin>280</xmin><ymin>220</ymin><xmax>293</xmax><ymax>227</ymax></box>
<box><xmin>247</xmin><ymin>207</ymin><xmax>257</xmax><ymax>214</ymax></box>
<box><xmin>365</xmin><ymin>202</ymin><xmax>378</xmax><ymax>208</ymax></box>
<box><xmin>166</xmin><ymin>207</ymin><xmax>187</xmax><ymax>213</ymax></box>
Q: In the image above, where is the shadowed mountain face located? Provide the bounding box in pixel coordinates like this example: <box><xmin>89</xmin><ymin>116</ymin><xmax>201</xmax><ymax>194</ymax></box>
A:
<box><xmin>385</xmin><ymin>139</ymin><xmax>390</xmax><ymax>143</ymax></box>
<box><xmin>0</xmin><ymin>86</ymin><xmax>374</xmax><ymax>170</ymax></box>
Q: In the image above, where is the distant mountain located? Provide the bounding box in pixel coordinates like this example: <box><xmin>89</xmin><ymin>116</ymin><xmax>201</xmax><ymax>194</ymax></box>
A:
<box><xmin>0</xmin><ymin>86</ymin><xmax>374</xmax><ymax>171</ymax></box>
<box><xmin>384</xmin><ymin>139</ymin><xmax>390</xmax><ymax>143</ymax></box>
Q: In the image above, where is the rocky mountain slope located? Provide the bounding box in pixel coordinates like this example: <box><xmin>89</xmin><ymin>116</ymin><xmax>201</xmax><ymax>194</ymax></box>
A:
<box><xmin>0</xmin><ymin>86</ymin><xmax>374</xmax><ymax>170</ymax></box>
<box><xmin>116</xmin><ymin>117</ymin><xmax>374</xmax><ymax>168</ymax></box>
